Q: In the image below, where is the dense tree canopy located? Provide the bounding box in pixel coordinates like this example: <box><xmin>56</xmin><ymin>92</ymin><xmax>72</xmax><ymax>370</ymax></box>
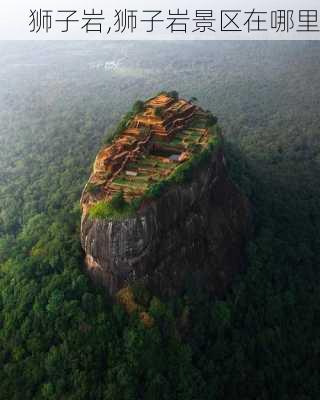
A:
<box><xmin>0</xmin><ymin>41</ymin><xmax>319</xmax><ymax>399</ymax></box>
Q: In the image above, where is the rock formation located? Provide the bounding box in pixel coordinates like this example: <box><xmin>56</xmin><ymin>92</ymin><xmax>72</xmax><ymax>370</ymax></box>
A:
<box><xmin>80</xmin><ymin>93</ymin><xmax>250</xmax><ymax>298</ymax></box>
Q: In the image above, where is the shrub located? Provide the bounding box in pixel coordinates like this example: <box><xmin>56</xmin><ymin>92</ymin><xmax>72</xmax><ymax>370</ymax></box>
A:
<box><xmin>88</xmin><ymin>201</ymin><xmax>112</xmax><ymax>219</ymax></box>
<box><xmin>168</xmin><ymin>90</ymin><xmax>179</xmax><ymax>100</ymax></box>
<box><xmin>110</xmin><ymin>190</ymin><xmax>126</xmax><ymax>210</ymax></box>
<box><xmin>86</xmin><ymin>182</ymin><xmax>101</xmax><ymax>195</ymax></box>
<box><xmin>169</xmin><ymin>163</ymin><xmax>190</xmax><ymax>184</ymax></box>
<box><xmin>132</xmin><ymin>100</ymin><xmax>144</xmax><ymax>114</ymax></box>
<box><xmin>156</xmin><ymin>90</ymin><xmax>169</xmax><ymax>97</ymax></box>
<box><xmin>132</xmin><ymin>283</ymin><xmax>152</xmax><ymax>307</ymax></box>
<box><xmin>206</xmin><ymin>113</ymin><xmax>218</xmax><ymax>127</ymax></box>
<box><xmin>187</xmin><ymin>143</ymin><xmax>202</xmax><ymax>153</ymax></box>
<box><xmin>145</xmin><ymin>180</ymin><xmax>167</xmax><ymax>199</ymax></box>
<box><xmin>104</xmin><ymin>101</ymin><xmax>145</xmax><ymax>144</ymax></box>
<box><xmin>89</xmin><ymin>191</ymin><xmax>133</xmax><ymax>219</ymax></box>
<box><xmin>130</xmin><ymin>197</ymin><xmax>143</xmax><ymax>211</ymax></box>
<box><xmin>104</xmin><ymin>111</ymin><xmax>134</xmax><ymax>144</ymax></box>
<box><xmin>154</xmin><ymin>107</ymin><xmax>164</xmax><ymax>118</ymax></box>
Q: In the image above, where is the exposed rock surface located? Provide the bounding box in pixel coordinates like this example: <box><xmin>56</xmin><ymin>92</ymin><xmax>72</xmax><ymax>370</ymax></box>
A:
<box><xmin>81</xmin><ymin>144</ymin><xmax>251</xmax><ymax>298</ymax></box>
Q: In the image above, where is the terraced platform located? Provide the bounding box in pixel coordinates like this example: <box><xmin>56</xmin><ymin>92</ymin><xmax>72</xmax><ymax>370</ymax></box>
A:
<box><xmin>81</xmin><ymin>93</ymin><xmax>214</xmax><ymax>211</ymax></box>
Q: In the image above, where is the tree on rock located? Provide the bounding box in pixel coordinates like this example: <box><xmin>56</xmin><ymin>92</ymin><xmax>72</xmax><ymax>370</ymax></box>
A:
<box><xmin>110</xmin><ymin>190</ymin><xmax>126</xmax><ymax>210</ymax></box>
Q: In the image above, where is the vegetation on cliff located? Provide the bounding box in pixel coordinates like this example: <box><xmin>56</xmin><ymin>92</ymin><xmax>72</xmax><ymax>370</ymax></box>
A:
<box><xmin>89</xmin><ymin>190</ymin><xmax>134</xmax><ymax>219</ymax></box>
<box><xmin>104</xmin><ymin>100</ymin><xmax>145</xmax><ymax>145</ymax></box>
<box><xmin>86</xmin><ymin>95</ymin><xmax>220</xmax><ymax>220</ymax></box>
<box><xmin>88</xmin><ymin>123</ymin><xmax>221</xmax><ymax>220</ymax></box>
<box><xmin>143</xmin><ymin>127</ymin><xmax>221</xmax><ymax>196</ymax></box>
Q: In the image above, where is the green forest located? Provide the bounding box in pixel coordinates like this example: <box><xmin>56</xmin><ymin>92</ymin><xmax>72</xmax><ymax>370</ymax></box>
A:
<box><xmin>0</xmin><ymin>41</ymin><xmax>320</xmax><ymax>399</ymax></box>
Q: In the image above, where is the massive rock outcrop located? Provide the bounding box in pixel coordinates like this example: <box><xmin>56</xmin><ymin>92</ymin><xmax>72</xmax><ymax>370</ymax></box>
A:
<box><xmin>80</xmin><ymin>144</ymin><xmax>250</xmax><ymax>298</ymax></box>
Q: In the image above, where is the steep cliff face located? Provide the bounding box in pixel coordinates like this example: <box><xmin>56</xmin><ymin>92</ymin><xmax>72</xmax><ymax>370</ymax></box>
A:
<box><xmin>81</xmin><ymin>146</ymin><xmax>250</xmax><ymax>298</ymax></box>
